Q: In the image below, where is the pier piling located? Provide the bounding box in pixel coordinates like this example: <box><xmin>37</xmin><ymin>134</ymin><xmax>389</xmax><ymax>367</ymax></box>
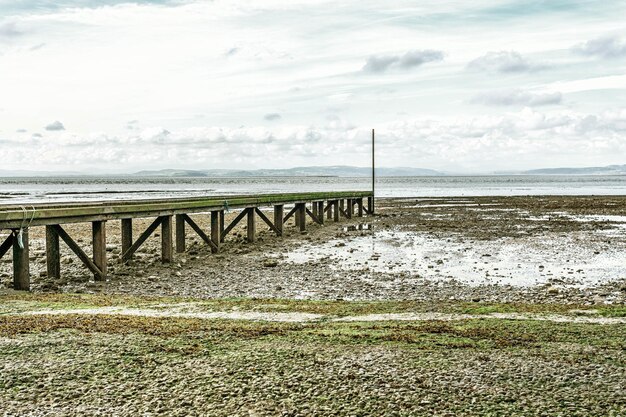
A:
<box><xmin>13</xmin><ymin>229</ymin><xmax>29</xmax><ymax>291</ymax></box>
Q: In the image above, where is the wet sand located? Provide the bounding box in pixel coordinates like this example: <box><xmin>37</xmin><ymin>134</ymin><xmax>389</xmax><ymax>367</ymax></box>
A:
<box><xmin>2</xmin><ymin>195</ymin><xmax>626</xmax><ymax>304</ymax></box>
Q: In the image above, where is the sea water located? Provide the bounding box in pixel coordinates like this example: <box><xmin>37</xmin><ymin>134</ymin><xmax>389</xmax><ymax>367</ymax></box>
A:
<box><xmin>1</xmin><ymin>175</ymin><xmax>625</xmax><ymax>204</ymax></box>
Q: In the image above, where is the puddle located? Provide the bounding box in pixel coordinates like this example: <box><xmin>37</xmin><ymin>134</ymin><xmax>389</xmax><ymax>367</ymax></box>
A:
<box><xmin>411</xmin><ymin>203</ymin><xmax>501</xmax><ymax>208</ymax></box>
<box><xmin>343</xmin><ymin>224</ymin><xmax>372</xmax><ymax>232</ymax></box>
<box><xmin>283</xmin><ymin>230</ymin><xmax>626</xmax><ymax>288</ymax></box>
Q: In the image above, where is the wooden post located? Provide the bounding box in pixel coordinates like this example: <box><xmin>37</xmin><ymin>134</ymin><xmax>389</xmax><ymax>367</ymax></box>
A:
<box><xmin>161</xmin><ymin>215</ymin><xmax>173</xmax><ymax>263</ymax></box>
<box><xmin>45</xmin><ymin>225</ymin><xmax>61</xmax><ymax>280</ymax></box>
<box><xmin>372</xmin><ymin>128</ymin><xmax>375</xmax><ymax>214</ymax></box>
<box><xmin>357</xmin><ymin>198</ymin><xmax>364</xmax><ymax>217</ymax></box>
<box><xmin>92</xmin><ymin>221</ymin><xmax>107</xmax><ymax>281</ymax></box>
<box><xmin>368</xmin><ymin>196</ymin><xmax>374</xmax><ymax>215</ymax></box>
<box><xmin>211</xmin><ymin>211</ymin><xmax>221</xmax><ymax>252</ymax></box>
<box><xmin>333</xmin><ymin>200</ymin><xmax>340</xmax><ymax>222</ymax></box>
<box><xmin>121</xmin><ymin>219</ymin><xmax>133</xmax><ymax>256</ymax></box>
<box><xmin>274</xmin><ymin>205</ymin><xmax>284</xmax><ymax>236</ymax></box>
<box><xmin>247</xmin><ymin>208</ymin><xmax>256</xmax><ymax>243</ymax></box>
<box><xmin>317</xmin><ymin>202</ymin><xmax>324</xmax><ymax>225</ymax></box>
<box><xmin>346</xmin><ymin>199</ymin><xmax>353</xmax><ymax>219</ymax></box>
<box><xmin>13</xmin><ymin>229</ymin><xmax>29</xmax><ymax>291</ymax></box>
<box><xmin>326</xmin><ymin>201</ymin><xmax>332</xmax><ymax>220</ymax></box>
<box><xmin>339</xmin><ymin>199</ymin><xmax>345</xmax><ymax>217</ymax></box>
<box><xmin>175</xmin><ymin>214</ymin><xmax>186</xmax><ymax>253</ymax></box>
<box><xmin>296</xmin><ymin>203</ymin><xmax>306</xmax><ymax>232</ymax></box>
<box><xmin>219</xmin><ymin>211</ymin><xmax>225</xmax><ymax>243</ymax></box>
<box><xmin>312</xmin><ymin>202</ymin><xmax>318</xmax><ymax>218</ymax></box>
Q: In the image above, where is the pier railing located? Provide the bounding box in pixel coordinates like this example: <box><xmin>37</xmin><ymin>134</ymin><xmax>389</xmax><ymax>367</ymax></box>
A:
<box><xmin>0</xmin><ymin>191</ymin><xmax>374</xmax><ymax>291</ymax></box>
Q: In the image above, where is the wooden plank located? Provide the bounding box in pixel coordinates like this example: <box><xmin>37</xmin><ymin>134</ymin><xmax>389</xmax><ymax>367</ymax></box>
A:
<box><xmin>0</xmin><ymin>233</ymin><xmax>13</xmax><ymax>260</ymax></box>
<box><xmin>92</xmin><ymin>221</ymin><xmax>107</xmax><ymax>281</ymax></box>
<box><xmin>45</xmin><ymin>226</ymin><xmax>61</xmax><ymax>280</ymax></box>
<box><xmin>0</xmin><ymin>191</ymin><xmax>374</xmax><ymax>229</ymax></box>
<box><xmin>175</xmin><ymin>214</ymin><xmax>186</xmax><ymax>253</ymax></box>
<box><xmin>121</xmin><ymin>219</ymin><xmax>133</xmax><ymax>256</ymax></box>
<box><xmin>211</xmin><ymin>211</ymin><xmax>221</xmax><ymax>252</ymax></box>
<box><xmin>273</xmin><ymin>205</ymin><xmax>283</xmax><ymax>236</ymax></box>
<box><xmin>183</xmin><ymin>214</ymin><xmax>218</xmax><ymax>252</ymax></box>
<box><xmin>283</xmin><ymin>206</ymin><xmax>297</xmax><ymax>223</ymax></box>
<box><xmin>247</xmin><ymin>208</ymin><xmax>256</xmax><ymax>243</ymax></box>
<box><xmin>121</xmin><ymin>217</ymin><xmax>163</xmax><ymax>262</ymax></box>
<box><xmin>255</xmin><ymin>208</ymin><xmax>280</xmax><ymax>235</ymax></box>
<box><xmin>54</xmin><ymin>225</ymin><xmax>103</xmax><ymax>279</ymax></box>
<box><xmin>161</xmin><ymin>215</ymin><xmax>173</xmax><ymax>263</ymax></box>
<box><xmin>222</xmin><ymin>209</ymin><xmax>248</xmax><ymax>239</ymax></box>
<box><xmin>13</xmin><ymin>229</ymin><xmax>29</xmax><ymax>291</ymax></box>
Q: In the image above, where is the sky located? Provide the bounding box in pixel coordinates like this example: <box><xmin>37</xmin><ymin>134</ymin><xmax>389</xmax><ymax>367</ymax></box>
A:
<box><xmin>0</xmin><ymin>0</ymin><xmax>625</xmax><ymax>173</ymax></box>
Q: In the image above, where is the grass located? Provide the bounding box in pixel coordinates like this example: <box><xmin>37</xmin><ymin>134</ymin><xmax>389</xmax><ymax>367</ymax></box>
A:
<box><xmin>2</xmin><ymin>291</ymin><xmax>625</xmax><ymax>317</ymax></box>
<box><xmin>1</xmin><ymin>293</ymin><xmax>624</xmax><ymax>415</ymax></box>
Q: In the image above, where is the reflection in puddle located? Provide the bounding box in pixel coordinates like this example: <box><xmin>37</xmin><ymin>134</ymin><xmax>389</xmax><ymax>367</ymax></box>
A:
<box><xmin>283</xmin><ymin>229</ymin><xmax>626</xmax><ymax>288</ymax></box>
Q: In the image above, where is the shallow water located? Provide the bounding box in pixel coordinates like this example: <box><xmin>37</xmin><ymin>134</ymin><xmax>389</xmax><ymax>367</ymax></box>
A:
<box><xmin>2</xmin><ymin>174</ymin><xmax>626</xmax><ymax>203</ymax></box>
<box><xmin>283</xmin><ymin>228</ymin><xmax>625</xmax><ymax>288</ymax></box>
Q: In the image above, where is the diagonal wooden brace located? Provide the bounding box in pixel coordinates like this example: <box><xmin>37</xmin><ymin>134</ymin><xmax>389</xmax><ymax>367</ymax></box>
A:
<box><xmin>121</xmin><ymin>217</ymin><xmax>163</xmax><ymax>262</ymax></box>
<box><xmin>0</xmin><ymin>233</ymin><xmax>14</xmax><ymax>260</ymax></box>
<box><xmin>305</xmin><ymin>208</ymin><xmax>322</xmax><ymax>225</ymax></box>
<box><xmin>222</xmin><ymin>209</ymin><xmax>249</xmax><ymax>239</ymax></box>
<box><xmin>54</xmin><ymin>225</ymin><xmax>105</xmax><ymax>280</ymax></box>
<box><xmin>255</xmin><ymin>208</ymin><xmax>281</xmax><ymax>235</ymax></box>
<box><xmin>182</xmin><ymin>214</ymin><xmax>218</xmax><ymax>252</ymax></box>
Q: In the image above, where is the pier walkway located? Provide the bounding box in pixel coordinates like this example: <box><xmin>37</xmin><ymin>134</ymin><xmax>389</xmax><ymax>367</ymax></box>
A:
<box><xmin>0</xmin><ymin>191</ymin><xmax>374</xmax><ymax>290</ymax></box>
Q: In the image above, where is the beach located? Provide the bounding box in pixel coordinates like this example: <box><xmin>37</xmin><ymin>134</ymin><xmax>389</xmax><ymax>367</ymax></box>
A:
<box><xmin>1</xmin><ymin>194</ymin><xmax>625</xmax><ymax>416</ymax></box>
<box><xmin>2</xmin><ymin>195</ymin><xmax>625</xmax><ymax>303</ymax></box>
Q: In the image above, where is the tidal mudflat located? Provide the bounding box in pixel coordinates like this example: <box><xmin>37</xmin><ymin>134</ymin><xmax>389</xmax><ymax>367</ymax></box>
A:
<box><xmin>2</xmin><ymin>196</ymin><xmax>625</xmax><ymax>304</ymax></box>
<box><xmin>1</xmin><ymin>196</ymin><xmax>625</xmax><ymax>416</ymax></box>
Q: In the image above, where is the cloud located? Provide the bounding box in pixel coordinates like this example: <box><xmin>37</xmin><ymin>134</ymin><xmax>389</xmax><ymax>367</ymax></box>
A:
<box><xmin>2</xmin><ymin>108</ymin><xmax>624</xmax><ymax>173</ymax></box>
<box><xmin>573</xmin><ymin>34</ymin><xmax>626</xmax><ymax>58</ymax></box>
<box><xmin>264</xmin><ymin>113</ymin><xmax>281</xmax><ymax>121</ymax></box>
<box><xmin>0</xmin><ymin>22</ymin><xmax>22</xmax><ymax>38</ymax></box>
<box><xmin>44</xmin><ymin>121</ymin><xmax>65</xmax><ymax>131</ymax></box>
<box><xmin>363</xmin><ymin>50</ymin><xmax>444</xmax><ymax>73</ymax></box>
<box><xmin>225</xmin><ymin>47</ymin><xmax>239</xmax><ymax>56</ymax></box>
<box><xmin>471</xmin><ymin>89</ymin><xmax>562</xmax><ymax>107</ymax></box>
<box><xmin>467</xmin><ymin>51</ymin><xmax>545</xmax><ymax>73</ymax></box>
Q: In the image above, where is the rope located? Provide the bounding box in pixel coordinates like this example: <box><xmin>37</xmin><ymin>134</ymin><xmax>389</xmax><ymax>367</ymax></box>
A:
<box><xmin>16</xmin><ymin>205</ymin><xmax>35</xmax><ymax>249</ymax></box>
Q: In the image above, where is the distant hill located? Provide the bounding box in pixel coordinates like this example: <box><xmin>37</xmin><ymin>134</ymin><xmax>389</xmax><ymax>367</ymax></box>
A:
<box><xmin>522</xmin><ymin>164</ymin><xmax>626</xmax><ymax>175</ymax></box>
<box><xmin>132</xmin><ymin>166</ymin><xmax>443</xmax><ymax>177</ymax></box>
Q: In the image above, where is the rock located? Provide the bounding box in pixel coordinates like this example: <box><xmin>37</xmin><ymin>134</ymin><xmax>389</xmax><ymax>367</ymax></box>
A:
<box><xmin>106</xmin><ymin>244</ymin><xmax>118</xmax><ymax>252</ymax></box>
<box><xmin>546</xmin><ymin>286</ymin><xmax>559</xmax><ymax>294</ymax></box>
<box><xmin>263</xmin><ymin>259</ymin><xmax>278</xmax><ymax>268</ymax></box>
<box><xmin>61</xmin><ymin>256</ymin><xmax>73</xmax><ymax>265</ymax></box>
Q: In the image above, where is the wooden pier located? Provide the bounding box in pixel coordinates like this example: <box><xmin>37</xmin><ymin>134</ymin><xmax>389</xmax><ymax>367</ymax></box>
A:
<box><xmin>0</xmin><ymin>192</ymin><xmax>374</xmax><ymax>291</ymax></box>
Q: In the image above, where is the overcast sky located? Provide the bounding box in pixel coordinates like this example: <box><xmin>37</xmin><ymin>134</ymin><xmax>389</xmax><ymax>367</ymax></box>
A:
<box><xmin>1</xmin><ymin>0</ymin><xmax>625</xmax><ymax>173</ymax></box>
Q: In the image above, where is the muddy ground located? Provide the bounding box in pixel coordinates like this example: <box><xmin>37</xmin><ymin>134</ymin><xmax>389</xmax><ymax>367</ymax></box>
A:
<box><xmin>1</xmin><ymin>196</ymin><xmax>626</xmax><ymax>304</ymax></box>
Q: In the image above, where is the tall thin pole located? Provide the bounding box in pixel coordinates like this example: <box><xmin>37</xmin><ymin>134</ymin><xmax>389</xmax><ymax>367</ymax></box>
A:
<box><xmin>372</xmin><ymin>129</ymin><xmax>376</xmax><ymax>213</ymax></box>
